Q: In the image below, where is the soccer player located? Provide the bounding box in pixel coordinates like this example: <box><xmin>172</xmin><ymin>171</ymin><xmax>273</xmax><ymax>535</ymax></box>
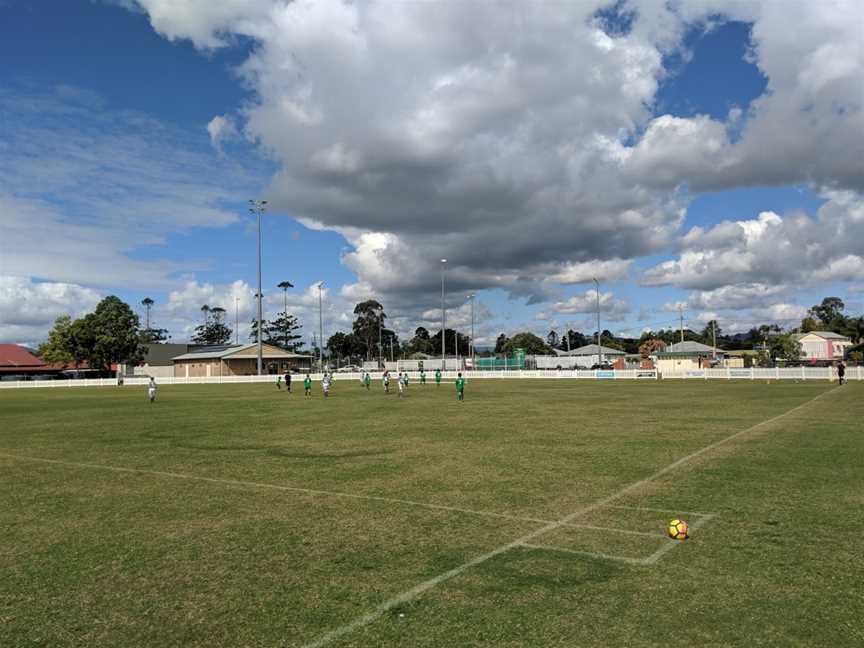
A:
<box><xmin>397</xmin><ymin>372</ymin><xmax>405</xmax><ymax>398</ymax></box>
<box><xmin>455</xmin><ymin>372</ymin><xmax>465</xmax><ymax>401</ymax></box>
<box><xmin>420</xmin><ymin>368</ymin><xmax>426</xmax><ymax>385</ymax></box>
<box><xmin>383</xmin><ymin>370</ymin><xmax>390</xmax><ymax>394</ymax></box>
<box><xmin>276</xmin><ymin>375</ymin><xmax>282</xmax><ymax>390</ymax></box>
<box><xmin>363</xmin><ymin>372</ymin><xmax>371</xmax><ymax>390</ymax></box>
<box><xmin>303</xmin><ymin>373</ymin><xmax>312</xmax><ymax>397</ymax></box>
<box><xmin>322</xmin><ymin>373</ymin><xmax>331</xmax><ymax>398</ymax></box>
<box><xmin>147</xmin><ymin>377</ymin><xmax>157</xmax><ymax>403</ymax></box>
<box><xmin>285</xmin><ymin>371</ymin><xmax>292</xmax><ymax>393</ymax></box>
<box><xmin>837</xmin><ymin>361</ymin><xmax>846</xmax><ymax>385</ymax></box>
<box><xmin>435</xmin><ymin>367</ymin><xmax>442</xmax><ymax>387</ymax></box>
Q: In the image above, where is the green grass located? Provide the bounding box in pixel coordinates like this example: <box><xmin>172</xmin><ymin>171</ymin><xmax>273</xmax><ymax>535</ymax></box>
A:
<box><xmin>1</xmin><ymin>379</ymin><xmax>862</xmax><ymax>647</ymax></box>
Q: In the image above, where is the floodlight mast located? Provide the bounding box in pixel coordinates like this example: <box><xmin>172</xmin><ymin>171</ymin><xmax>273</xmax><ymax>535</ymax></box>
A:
<box><xmin>250</xmin><ymin>199</ymin><xmax>267</xmax><ymax>375</ymax></box>
<box><xmin>467</xmin><ymin>293</ymin><xmax>476</xmax><ymax>366</ymax></box>
<box><xmin>318</xmin><ymin>282</ymin><xmax>325</xmax><ymax>372</ymax></box>
<box><xmin>593</xmin><ymin>277</ymin><xmax>602</xmax><ymax>366</ymax></box>
<box><xmin>440</xmin><ymin>259</ymin><xmax>447</xmax><ymax>365</ymax></box>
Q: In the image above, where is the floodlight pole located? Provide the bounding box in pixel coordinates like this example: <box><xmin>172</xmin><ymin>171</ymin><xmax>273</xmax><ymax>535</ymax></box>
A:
<box><xmin>440</xmin><ymin>259</ymin><xmax>447</xmax><ymax>364</ymax></box>
<box><xmin>318</xmin><ymin>282</ymin><xmax>325</xmax><ymax>371</ymax></box>
<box><xmin>235</xmin><ymin>297</ymin><xmax>240</xmax><ymax>345</ymax></box>
<box><xmin>468</xmin><ymin>293</ymin><xmax>476</xmax><ymax>366</ymax></box>
<box><xmin>377</xmin><ymin>309</ymin><xmax>383</xmax><ymax>369</ymax></box>
<box><xmin>250</xmin><ymin>199</ymin><xmax>267</xmax><ymax>375</ymax></box>
<box><xmin>593</xmin><ymin>277</ymin><xmax>602</xmax><ymax>365</ymax></box>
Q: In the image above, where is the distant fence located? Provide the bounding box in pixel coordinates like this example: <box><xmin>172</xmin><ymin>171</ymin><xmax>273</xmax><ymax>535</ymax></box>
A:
<box><xmin>1</xmin><ymin>366</ymin><xmax>859</xmax><ymax>390</ymax></box>
<box><xmin>660</xmin><ymin>367</ymin><xmax>860</xmax><ymax>381</ymax></box>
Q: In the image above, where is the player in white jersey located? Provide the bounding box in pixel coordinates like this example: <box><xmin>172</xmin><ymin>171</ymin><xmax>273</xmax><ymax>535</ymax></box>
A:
<box><xmin>147</xmin><ymin>377</ymin><xmax>157</xmax><ymax>403</ymax></box>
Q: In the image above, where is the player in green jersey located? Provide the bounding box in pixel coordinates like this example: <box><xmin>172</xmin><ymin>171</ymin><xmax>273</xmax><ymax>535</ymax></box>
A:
<box><xmin>303</xmin><ymin>373</ymin><xmax>312</xmax><ymax>397</ymax></box>
<box><xmin>363</xmin><ymin>372</ymin><xmax>371</xmax><ymax>390</ymax></box>
<box><xmin>455</xmin><ymin>372</ymin><xmax>465</xmax><ymax>401</ymax></box>
<box><xmin>435</xmin><ymin>368</ymin><xmax>442</xmax><ymax>387</ymax></box>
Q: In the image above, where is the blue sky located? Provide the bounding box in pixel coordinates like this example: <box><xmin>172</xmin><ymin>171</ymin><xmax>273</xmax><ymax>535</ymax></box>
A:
<box><xmin>1</xmin><ymin>0</ymin><xmax>861</xmax><ymax>347</ymax></box>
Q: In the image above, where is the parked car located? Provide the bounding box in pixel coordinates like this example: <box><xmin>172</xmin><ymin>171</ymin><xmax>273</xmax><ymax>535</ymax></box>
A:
<box><xmin>590</xmin><ymin>363</ymin><xmax>615</xmax><ymax>370</ymax></box>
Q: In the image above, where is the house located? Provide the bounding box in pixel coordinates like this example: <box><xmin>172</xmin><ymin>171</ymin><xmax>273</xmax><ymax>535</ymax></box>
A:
<box><xmin>792</xmin><ymin>331</ymin><xmax>852</xmax><ymax>362</ymax></box>
<box><xmin>553</xmin><ymin>343</ymin><xmax>626</xmax><ymax>368</ymax></box>
<box><xmin>119</xmin><ymin>343</ymin><xmax>191</xmax><ymax>378</ymax></box>
<box><xmin>0</xmin><ymin>345</ymin><xmax>61</xmax><ymax>380</ymax></box>
<box><xmin>172</xmin><ymin>343</ymin><xmax>313</xmax><ymax>377</ymax></box>
<box><xmin>653</xmin><ymin>340</ymin><xmax>730</xmax><ymax>373</ymax></box>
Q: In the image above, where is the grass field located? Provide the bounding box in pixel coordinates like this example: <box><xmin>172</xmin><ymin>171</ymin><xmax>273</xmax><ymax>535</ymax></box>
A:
<box><xmin>1</xmin><ymin>379</ymin><xmax>862</xmax><ymax>647</ymax></box>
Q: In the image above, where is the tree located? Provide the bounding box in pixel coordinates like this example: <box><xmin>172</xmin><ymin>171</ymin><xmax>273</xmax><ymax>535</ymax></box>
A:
<box><xmin>546</xmin><ymin>330</ymin><xmax>560</xmax><ymax>348</ymax></box>
<box><xmin>769</xmin><ymin>334</ymin><xmax>802</xmax><ymax>363</ymax></box>
<box><xmin>429</xmin><ymin>328</ymin><xmax>469</xmax><ymax>357</ymax></box>
<box><xmin>494</xmin><ymin>334</ymin><xmax>510</xmax><ymax>354</ymax></box>
<box><xmin>562</xmin><ymin>329</ymin><xmax>587</xmax><ymax>350</ymax></box>
<box><xmin>193</xmin><ymin>305</ymin><xmax>232</xmax><ymax>345</ymax></box>
<box><xmin>76</xmin><ymin>296</ymin><xmax>144</xmax><ymax>372</ymax></box>
<box><xmin>404</xmin><ymin>327</ymin><xmax>434</xmax><ymax>356</ymax></box>
<box><xmin>638</xmin><ymin>338</ymin><xmax>667</xmax><ymax>357</ymax></box>
<box><xmin>501</xmin><ymin>332</ymin><xmax>551</xmax><ymax>355</ymax></box>
<box><xmin>266</xmin><ymin>311</ymin><xmax>303</xmax><ymax>351</ymax></box>
<box><xmin>326</xmin><ymin>332</ymin><xmax>363</xmax><ymax>362</ymax></box>
<box><xmin>249</xmin><ymin>317</ymin><xmax>266</xmax><ymax>344</ymax></box>
<box><xmin>351</xmin><ymin>300</ymin><xmax>386</xmax><ymax>359</ymax></box>
<box><xmin>37</xmin><ymin>315</ymin><xmax>75</xmax><ymax>365</ymax></box>
<box><xmin>799</xmin><ymin>316</ymin><xmax>819</xmax><ymax>333</ymax></box>
<box><xmin>810</xmin><ymin>297</ymin><xmax>845</xmax><ymax>327</ymax></box>
<box><xmin>700</xmin><ymin>320</ymin><xmax>722</xmax><ymax>345</ymax></box>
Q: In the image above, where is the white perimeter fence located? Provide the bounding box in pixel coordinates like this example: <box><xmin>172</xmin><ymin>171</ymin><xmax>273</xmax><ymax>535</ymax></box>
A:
<box><xmin>0</xmin><ymin>366</ymin><xmax>860</xmax><ymax>389</ymax></box>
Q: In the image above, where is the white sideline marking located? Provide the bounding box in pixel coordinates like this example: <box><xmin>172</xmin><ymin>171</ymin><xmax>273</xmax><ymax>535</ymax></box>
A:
<box><xmin>301</xmin><ymin>387</ymin><xmax>832</xmax><ymax>648</ymax></box>
<box><xmin>607</xmin><ymin>504</ymin><xmax>714</xmax><ymax>517</ymax></box>
<box><xmin>0</xmin><ymin>451</ymin><xmax>553</xmax><ymax>527</ymax></box>
<box><xmin>520</xmin><ymin>543</ymin><xmax>648</xmax><ymax>566</ymax></box>
<box><xmin>559</xmin><ymin>522</ymin><xmax>670</xmax><ymax>540</ymax></box>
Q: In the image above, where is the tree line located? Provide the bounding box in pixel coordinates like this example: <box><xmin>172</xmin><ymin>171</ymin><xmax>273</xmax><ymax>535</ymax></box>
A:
<box><xmin>35</xmin><ymin>294</ymin><xmax>864</xmax><ymax>373</ymax></box>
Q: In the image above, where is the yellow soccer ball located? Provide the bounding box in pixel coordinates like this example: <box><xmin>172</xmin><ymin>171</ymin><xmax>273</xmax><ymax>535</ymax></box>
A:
<box><xmin>667</xmin><ymin>518</ymin><xmax>689</xmax><ymax>540</ymax></box>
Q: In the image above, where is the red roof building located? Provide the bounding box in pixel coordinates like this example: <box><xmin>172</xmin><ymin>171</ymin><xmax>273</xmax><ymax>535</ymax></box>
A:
<box><xmin>0</xmin><ymin>344</ymin><xmax>59</xmax><ymax>376</ymax></box>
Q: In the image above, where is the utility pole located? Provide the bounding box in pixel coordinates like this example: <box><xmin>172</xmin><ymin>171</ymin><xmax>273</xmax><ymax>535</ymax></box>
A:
<box><xmin>712</xmin><ymin>320</ymin><xmax>717</xmax><ymax>360</ymax></box>
<box><xmin>454</xmin><ymin>328</ymin><xmax>459</xmax><ymax>366</ymax></box>
<box><xmin>318</xmin><ymin>282</ymin><xmax>325</xmax><ymax>371</ymax></box>
<box><xmin>467</xmin><ymin>293</ymin><xmax>476</xmax><ymax>366</ymax></box>
<box><xmin>441</xmin><ymin>259</ymin><xmax>447</xmax><ymax>362</ymax></box>
<box><xmin>377</xmin><ymin>307</ymin><xmax>383</xmax><ymax>370</ymax></box>
<box><xmin>389</xmin><ymin>335</ymin><xmax>394</xmax><ymax>362</ymax></box>
<box><xmin>593</xmin><ymin>278</ymin><xmax>602</xmax><ymax>365</ymax></box>
<box><xmin>679</xmin><ymin>305</ymin><xmax>685</xmax><ymax>344</ymax></box>
<box><xmin>235</xmin><ymin>297</ymin><xmax>239</xmax><ymax>345</ymax></box>
<box><xmin>249</xmin><ymin>199</ymin><xmax>267</xmax><ymax>375</ymax></box>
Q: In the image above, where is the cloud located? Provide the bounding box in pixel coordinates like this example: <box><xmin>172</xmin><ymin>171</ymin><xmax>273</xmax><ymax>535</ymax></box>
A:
<box><xmin>0</xmin><ymin>276</ymin><xmax>102</xmax><ymax>345</ymax></box>
<box><xmin>0</xmin><ymin>85</ymin><xmax>253</xmax><ymax>289</ymax></box>
<box><xmin>551</xmin><ymin>289</ymin><xmax>631</xmax><ymax>321</ymax></box>
<box><xmin>643</xmin><ymin>191</ymin><xmax>864</xmax><ymax>290</ymax></box>
<box><xmin>207</xmin><ymin>114</ymin><xmax>239</xmax><ymax>151</ymax></box>
<box><xmin>124</xmin><ymin>0</ymin><xmax>863</xmax><ymax>317</ymax></box>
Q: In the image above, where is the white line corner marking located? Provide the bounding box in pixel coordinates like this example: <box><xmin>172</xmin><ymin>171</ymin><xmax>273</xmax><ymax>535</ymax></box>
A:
<box><xmin>301</xmin><ymin>388</ymin><xmax>830</xmax><ymax>648</ymax></box>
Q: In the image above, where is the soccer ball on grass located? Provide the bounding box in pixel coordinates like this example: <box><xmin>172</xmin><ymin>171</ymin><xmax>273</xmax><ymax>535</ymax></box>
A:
<box><xmin>667</xmin><ymin>518</ymin><xmax>689</xmax><ymax>540</ymax></box>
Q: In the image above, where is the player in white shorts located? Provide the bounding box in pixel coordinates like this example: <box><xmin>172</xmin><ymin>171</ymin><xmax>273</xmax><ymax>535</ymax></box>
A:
<box><xmin>147</xmin><ymin>377</ymin><xmax>157</xmax><ymax>403</ymax></box>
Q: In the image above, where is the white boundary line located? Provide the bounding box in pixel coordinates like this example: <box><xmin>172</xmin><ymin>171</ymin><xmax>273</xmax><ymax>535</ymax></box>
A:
<box><xmin>559</xmin><ymin>523</ymin><xmax>670</xmax><ymax>540</ymax></box>
<box><xmin>0</xmin><ymin>451</ymin><xmax>554</xmax><ymax>527</ymax></box>
<box><xmin>300</xmin><ymin>387</ymin><xmax>832</xmax><ymax>648</ymax></box>
<box><xmin>520</xmin><ymin>543</ymin><xmax>648</xmax><ymax>566</ymax></box>
<box><xmin>606</xmin><ymin>504</ymin><xmax>715</xmax><ymax>517</ymax></box>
